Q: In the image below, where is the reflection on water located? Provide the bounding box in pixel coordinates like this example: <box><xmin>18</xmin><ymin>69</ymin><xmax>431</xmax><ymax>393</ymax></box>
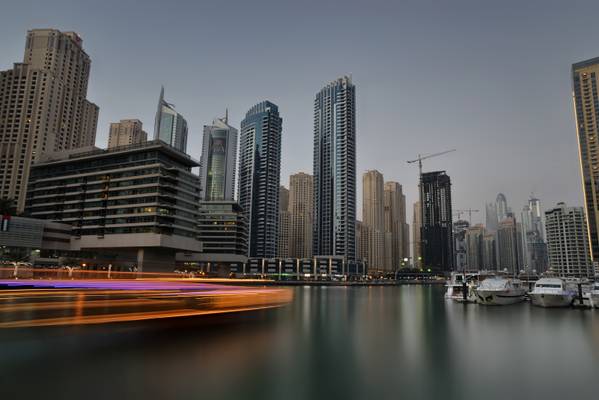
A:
<box><xmin>1</xmin><ymin>285</ymin><xmax>599</xmax><ymax>400</ymax></box>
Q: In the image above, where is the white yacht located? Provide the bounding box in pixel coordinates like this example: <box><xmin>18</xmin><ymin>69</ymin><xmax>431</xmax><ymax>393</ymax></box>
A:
<box><xmin>474</xmin><ymin>277</ymin><xmax>527</xmax><ymax>305</ymax></box>
<box><xmin>528</xmin><ymin>278</ymin><xmax>575</xmax><ymax>308</ymax></box>
<box><xmin>588</xmin><ymin>282</ymin><xmax>599</xmax><ymax>309</ymax></box>
<box><xmin>445</xmin><ymin>272</ymin><xmax>478</xmax><ymax>302</ymax></box>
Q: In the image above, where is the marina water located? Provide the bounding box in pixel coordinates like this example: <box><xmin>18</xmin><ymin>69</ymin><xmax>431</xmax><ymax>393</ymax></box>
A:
<box><xmin>1</xmin><ymin>285</ymin><xmax>598</xmax><ymax>400</ymax></box>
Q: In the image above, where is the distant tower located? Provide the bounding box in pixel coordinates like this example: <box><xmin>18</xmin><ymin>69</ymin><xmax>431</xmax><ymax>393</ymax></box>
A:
<box><xmin>289</xmin><ymin>172</ymin><xmax>313</xmax><ymax>259</ymax></box>
<box><xmin>363</xmin><ymin>170</ymin><xmax>385</xmax><ymax>271</ymax></box>
<box><xmin>238</xmin><ymin>101</ymin><xmax>282</xmax><ymax>258</ymax></box>
<box><xmin>497</xmin><ymin>216</ymin><xmax>523</xmax><ymax>274</ymax></box>
<box><xmin>496</xmin><ymin>193</ymin><xmax>508</xmax><ymax>222</ymax></box>
<box><xmin>278</xmin><ymin>186</ymin><xmax>290</xmax><ymax>258</ymax></box>
<box><xmin>153</xmin><ymin>87</ymin><xmax>188</xmax><ymax>153</ymax></box>
<box><xmin>485</xmin><ymin>202</ymin><xmax>499</xmax><ymax>232</ymax></box>
<box><xmin>200</xmin><ymin>114</ymin><xmax>238</xmax><ymax>201</ymax></box>
<box><xmin>413</xmin><ymin>201</ymin><xmax>422</xmax><ymax>268</ymax></box>
<box><xmin>313</xmin><ymin>76</ymin><xmax>356</xmax><ymax>262</ymax></box>
<box><xmin>520</xmin><ymin>195</ymin><xmax>547</xmax><ymax>273</ymax></box>
<box><xmin>108</xmin><ymin>119</ymin><xmax>147</xmax><ymax>148</ymax></box>
<box><xmin>383</xmin><ymin>181</ymin><xmax>407</xmax><ymax>271</ymax></box>
<box><xmin>421</xmin><ymin>171</ymin><xmax>453</xmax><ymax>272</ymax></box>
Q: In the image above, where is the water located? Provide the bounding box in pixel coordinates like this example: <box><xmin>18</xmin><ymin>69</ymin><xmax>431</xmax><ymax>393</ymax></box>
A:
<box><xmin>1</xmin><ymin>285</ymin><xmax>599</xmax><ymax>400</ymax></box>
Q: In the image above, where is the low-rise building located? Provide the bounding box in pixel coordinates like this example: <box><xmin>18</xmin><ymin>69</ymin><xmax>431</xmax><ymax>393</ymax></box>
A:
<box><xmin>0</xmin><ymin>216</ymin><xmax>73</xmax><ymax>265</ymax></box>
<box><xmin>25</xmin><ymin>140</ymin><xmax>202</xmax><ymax>271</ymax></box>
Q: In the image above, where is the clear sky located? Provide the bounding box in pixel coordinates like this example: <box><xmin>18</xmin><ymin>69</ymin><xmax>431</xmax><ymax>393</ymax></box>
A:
<box><xmin>2</xmin><ymin>0</ymin><xmax>598</xmax><ymax>226</ymax></box>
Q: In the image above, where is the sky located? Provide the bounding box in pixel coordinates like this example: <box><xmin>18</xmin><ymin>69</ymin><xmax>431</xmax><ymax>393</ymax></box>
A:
<box><xmin>2</xmin><ymin>0</ymin><xmax>598</xmax><ymax>226</ymax></box>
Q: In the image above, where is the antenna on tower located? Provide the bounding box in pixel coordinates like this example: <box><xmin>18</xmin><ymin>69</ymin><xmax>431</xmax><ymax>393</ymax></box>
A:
<box><xmin>224</xmin><ymin>108</ymin><xmax>228</xmax><ymax>124</ymax></box>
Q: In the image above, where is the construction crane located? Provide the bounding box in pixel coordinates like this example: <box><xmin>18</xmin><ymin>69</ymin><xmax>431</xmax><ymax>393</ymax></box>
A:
<box><xmin>407</xmin><ymin>149</ymin><xmax>456</xmax><ymax>268</ymax></box>
<box><xmin>454</xmin><ymin>209</ymin><xmax>480</xmax><ymax>224</ymax></box>
<box><xmin>407</xmin><ymin>149</ymin><xmax>456</xmax><ymax>179</ymax></box>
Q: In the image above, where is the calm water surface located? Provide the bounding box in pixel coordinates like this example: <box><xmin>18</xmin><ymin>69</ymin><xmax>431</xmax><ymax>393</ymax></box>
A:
<box><xmin>1</xmin><ymin>285</ymin><xmax>599</xmax><ymax>400</ymax></box>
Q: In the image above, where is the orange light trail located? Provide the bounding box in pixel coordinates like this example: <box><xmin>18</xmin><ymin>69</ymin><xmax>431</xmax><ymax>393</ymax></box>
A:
<box><xmin>0</xmin><ymin>278</ymin><xmax>293</xmax><ymax>328</ymax></box>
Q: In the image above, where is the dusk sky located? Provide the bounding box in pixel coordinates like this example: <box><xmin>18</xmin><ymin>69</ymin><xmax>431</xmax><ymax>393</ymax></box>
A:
<box><xmin>2</xmin><ymin>0</ymin><xmax>599</xmax><ymax>225</ymax></box>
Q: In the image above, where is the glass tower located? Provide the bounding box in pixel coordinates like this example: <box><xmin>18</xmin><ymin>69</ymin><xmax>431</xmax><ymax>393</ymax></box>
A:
<box><xmin>313</xmin><ymin>76</ymin><xmax>356</xmax><ymax>261</ymax></box>
<box><xmin>153</xmin><ymin>87</ymin><xmax>188</xmax><ymax>153</ymax></box>
<box><xmin>238</xmin><ymin>101</ymin><xmax>282</xmax><ymax>258</ymax></box>
<box><xmin>200</xmin><ymin>113</ymin><xmax>238</xmax><ymax>201</ymax></box>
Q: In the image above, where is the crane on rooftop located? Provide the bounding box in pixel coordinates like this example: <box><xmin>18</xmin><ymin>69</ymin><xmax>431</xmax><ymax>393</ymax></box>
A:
<box><xmin>407</xmin><ymin>149</ymin><xmax>456</xmax><ymax>267</ymax></box>
<box><xmin>454</xmin><ymin>208</ymin><xmax>480</xmax><ymax>224</ymax></box>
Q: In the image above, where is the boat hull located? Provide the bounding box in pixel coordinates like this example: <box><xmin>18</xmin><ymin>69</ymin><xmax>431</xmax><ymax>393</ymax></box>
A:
<box><xmin>590</xmin><ymin>293</ymin><xmax>599</xmax><ymax>309</ymax></box>
<box><xmin>529</xmin><ymin>293</ymin><xmax>574</xmax><ymax>308</ymax></box>
<box><xmin>475</xmin><ymin>289</ymin><xmax>526</xmax><ymax>305</ymax></box>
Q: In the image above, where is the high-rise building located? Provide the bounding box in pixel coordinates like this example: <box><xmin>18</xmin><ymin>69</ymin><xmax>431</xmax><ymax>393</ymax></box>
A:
<box><xmin>313</xmin><ymin>76</ymin><xmax>356</xmax><ymax>262</ymax></box>
<box><xmin>289</xmin><ymin>172</ymin><xmax>313</xmax><ymax>258</ymax></box>
<box><xmin>413</xmin><ymin>201</ymin><xmax>422</xmax><ymax>268</ymax></box>
<box><xmin>363</xmin><ymin>170</ymin><xmax>385</xmax><ymax>271</ymax></box>
<box><xmin>482</xmin><ymin>233</ymin><xmax>497</xmax><ymax>270</ymax></box>
<box><xmin>153</xmin><ymin>87</ymin><xmax>188</xmax><ymax>153</ymax></box>
<box><xmin>384</xmin><ymin>182</ymin><xmax>406</xmax><ymax>271</ymax></box>
<box><xmin>107</xmin><ymin>119</ymin><xmax>147</xmax><ymax>148</ymax></box>
<box><xmin>496</xmin><ymin>193</ymin><xmax>508</xmax><ymax>222</ymax></box>
<box><xmin>0</xmin><ymin>29</ymin><xmax>99</xmax><ymax>211</ymax></box>
<box><xmin>497</xmin><ymin>216</ymin><xmax>522</xmax><ymax>274</ymax></box>
<box><xmin>520</xmin><ymin>196</ymin><xmax>547</xmax><ymax>273</ymax></box>
<box><xmin>485</xmin><ymin>202</ymin><xmax>499</xmax><ymax>232</ymax></box>
<box><xmin>200</xmin><ymin>114</ymin><xmax>238</xmax><ymax>201</ymax></box>
<box><xmin>465</xmin><ymin>224</ymin><xmax>485</xmax><ymax>271</ymax></box>
<box><xmin>572</xmin><ymin>57</ymin><xmax>599</xmax><ymax>262</ymax></box>
<box><xmin>421</xmin><ymin>171</ymin><xmax>453</xmax><ymax>272</ymax></box>
<box><xmin>355</xmin><ymin>220</ymin><xmax>370</xmax><ymax>266</ymax></box>
<box><xmin>278</xmin><ymin>186</ymin><xmax>290</xmax><ymax>258</ymax></box>
<box><xmin>454</xmin><ymin>219</ymin><xmax>469</xmax><ymax>271</ymax></box>
<box><xmin>238</xmin><ymin>101</ymin><xmax>282</xmax><ymax>258</ymax></box>
<box><xmin>545</xmin><ymin>203</ymin><xmax>593</xmax><ymax>277</ymax></box>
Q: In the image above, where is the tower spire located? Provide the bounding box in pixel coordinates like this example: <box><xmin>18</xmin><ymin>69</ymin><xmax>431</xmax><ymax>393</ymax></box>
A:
<box><xmin>225</xmin><ymin>108</ymin><xmax>228</xmax><ymax>124</ymax></box>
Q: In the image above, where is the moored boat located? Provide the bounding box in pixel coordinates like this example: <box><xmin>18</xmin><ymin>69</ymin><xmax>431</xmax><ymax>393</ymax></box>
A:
<box><xmin>475</xmin><ymin>277</ymin><xmax>526</xmax><ymax>305</ymax></box>
<box><xmin>588</xmin><ymin>282</ymin><xmax>599</xmax><ymax>309</ymax></box>
<box><xmin>528</xmin><ymin>278</ymin><xmax>575</xmax><ymax>308</ymax></box>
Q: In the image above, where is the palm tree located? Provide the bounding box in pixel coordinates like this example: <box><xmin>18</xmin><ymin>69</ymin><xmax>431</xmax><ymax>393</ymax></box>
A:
<box><xmin>0</xmin><ymin>198</ymin><xmax>16</xmax><ymax>215</ymax></box>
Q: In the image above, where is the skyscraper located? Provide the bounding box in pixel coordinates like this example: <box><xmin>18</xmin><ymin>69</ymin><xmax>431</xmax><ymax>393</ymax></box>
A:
<box><xmin>413</xmin><ymin>201</ymin><xmax>422</xmax><ymax>269</ymax></box>
<box><xmin>0</xmin><ymin>29</ymin><xmax>99</xmax><ymax>211</ymax></box>
<box><xmin>482</xmin><ymin>233</ymin><xmax>497</xmax><ymax>270</ymax></box>
<box><xmin>421</xmin><ymin>171</ymin><xmax>453</xmax><ymax>272</ymax></box>
<box><xmin>107</xmin><ymin>119</ymin><xmax>147</xmax><ymax>148</ymax></box>
<box><xmin>153</xmin><ymin>87</ymin><xmax>188</xmax><ymax>153</ymax></box>
<box><xmin>278</xmin><ymin>186</ymin><xmax>290</xmax><ymax>258</ymax></box>
<box><xmin>454</xmin><ymin>219</ymin><xmax>470</xmax><ymax>271</ymax></box>
<box><xmin>545</xmin><ymin>203</ymin><xmax>593</xmax><ymax>277</ymax></box>
<box><xmin>520</xmin><ymin>196</ymin><xmax>547</xmax><ymax>272</ymax></box>
<box><xmin>485</xmin><ymin>202</ymin><xmax>499</xmax><ymax>232</ymax></box>
<box><xmin>355</xmin><ymin>220</ymin><xmax>370</xmax><ymax>265</ymax></box>
<box><xmin>572</xmin><ymin>57</ymin><xmax>599</xmax><ymax>262</ymax></box>
<box><xmin>238</xmin><ymin>101</ymin><xmax>282</xmax><ymax>258</ymax></box>
<box><xmin>289</xmin><ymin>172</ymin><xmax>313</xmax><ymax>259</ymax></box>
<box><xmin>465</xmin><ymin>224</ymin><xmax>485</xmax><ymax>271</ymax></box>
<box><xmin>384</xmin><ymin>181</ymin><xmax>406</xmax><ymax>271</ymax></box>
<box><xmin>363</xmin><ymin>170</ymin><xmax>385</xmax><ymax>271</ymax></box>
<box><xmin>496</xmin><ymin>193</ymin><xmax>508</xmax><ymax>222</ymax></box>
<box><xmin>200</xmin><ymin>113</ymin><xmax>238</xmax><ymax>201</ymax></box>
<box><xmin>313</xmin><ymin>76</ymin><xmax>356</xmax><ymax>262</ymax></box>
<box><xmin>497</xmin><ymin>216</ymin><xmax>522</xmax><ymax>274</ymax></box>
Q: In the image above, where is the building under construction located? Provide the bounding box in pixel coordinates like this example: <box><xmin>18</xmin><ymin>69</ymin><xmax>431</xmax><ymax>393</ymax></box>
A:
<box><xmin>421</xmin><ymin>171</ymin><xmax>453</xmax><ymax>273</ymax></box>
